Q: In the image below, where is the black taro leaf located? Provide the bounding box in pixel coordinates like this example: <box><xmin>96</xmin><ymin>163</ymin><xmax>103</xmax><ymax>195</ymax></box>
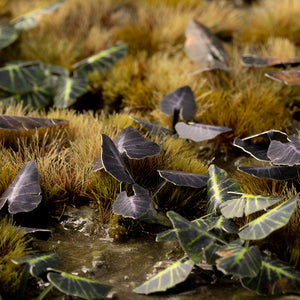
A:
<box><xmin>0</xmin><ymin>24</ymin><xmax>19</xmax><ymax>49</ymax></box>
<box><xmin>216</xmin><ymin>243</ymin><xmax>262</xmax><ymax>278</ymax></box>
<box><xmin>131</xmin><ymin>117</ymin><xmax>173</xmax><ymax>137</ymax></box>
<box><xmin>0</xmin><ymin>61</ymin><xmax>47</xmax><ymax>93</ymax></box>
<box><xmin>167</xmin><ymin>211</ymin><xmax>225</xmax><ymax>263</ymax></box>
<box><xmin>12</xmin><ymin>253</ymin><xmax>59</xmax><ymax>281</ymax></box>
<box><xmin>220</xmin><ymin>193</ymin><xmax>282</xmax><ymax>219</ymax></box>
<box><xmin>0</xmin><ymin>115</ymin><xmax>67</xmax><ymax>131</ymax></box>
<box><xmin>0</xmin><ymin>161</ymin><xmax>42</xmax><ymax>214</ymax></box>
<box><xmin>10</xmin><ymin>0</ymin><xmax>66</xmax><ymax>30</ymax></box>
<box><xmin>207</xmin><ymin>215</ymin><xmax>239</xmax><ymax>234</ymax></box>
<box><xmin>267</xmin><ymin>136</ymin><xmax>300</xmax><ymax>166</ymax></box>
<box><xmin>53</xmin><ymin>75</ymin><xmax>89</xmax><ymax>109</ymax></box>
<box><xmin>238</xmin><ymin>165</ymin><xmax>300</xmax><ymax>180</ymax></box>
<box><xmin>134</xmin><ymin>258</ymin><xmax>194</xmax><ymax>295</ymax></box>
<box><xmin>114</xmin><ymin>126</ymin><xmax>161</xmax><ymax>159</ymax></box>
<box><xmin>265</xmin><ymin>70</ymin><xmax>300</xmax><ymax>86</ymax></box>
<box><xmin>239</xmin><ymin>194</ymin><xmax>298</xmax><ymax>240</ymax></box>
<box><xmin>99</xmin><ymin>134</ymin><xmax>134</xmax><ymax>184</ymax></box>
<box><xmin>47</xmin><ymin>270</ymin><xmax>112</xmax><ymax>299</ymax></box>
<box><xmin>207</xmin><ymin>164</ymin><xmax>242</xmax><ymax>214</ymax></box>
<box><xmin>160</xmin><ymin>86</ymin><xmax>196</xmax><ymax>121</ymax></box>
<box><xmin>175</xmin><ymin>122</ymin><xmax>231</xmax><ymax>143</ymax></box>
<box><xmin>241</xmin><ymin>255</ymin><xmax>300</xmax><ymax>295</ymax></box>
<box><xmin>184</xmin><ymin>19</ymin><xmax>227</xmax><ymax>72</ymax></box>
<box><xmin>112</xmin><ymin>184</ymin><xmax>152</xmax><ymax>219</ymax></box>
<box><xmin>73</xmin><ymin>43</ymin><xmax>128</xmax><ymax>76</ymax></box>
<box><xmin>158</xmin><ymin>170</ymin><xmax>207</xmax><ymax>188</ymax></box>
<box><xmin>242</xmin><ymin>55</ymin><xmax>300</xmax><ymax>68</ymax></box>
<box><xmin>233</xmin><ymin>138</ymin><xmax>270</xmax><ymax>162</ymax></box>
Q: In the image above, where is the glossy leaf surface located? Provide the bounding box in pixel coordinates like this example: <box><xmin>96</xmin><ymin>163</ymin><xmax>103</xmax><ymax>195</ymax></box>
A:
<box><xmin>241</xmin><ymin>255</ymin><xmax>300</xmax><ymax>295</ymax></box>
<box><xmin>267</xmin><ymin>136</ymin><xmax>300</xmax><ymax>166</ymax></box>
<box><xmin>238</xmin><ymin>165</ymin><xmax>300</xmax><ymax>180</ymax></box>
<box><xmin>167</xmin><ymin>211</ymin><xmax>224</xmax><ymax>263</ymax></box>
<box><xmin>134</xmin><ymin>258</ymin><xmax>194</xmax><ymax>295</ymax></box>
<box><xmin>239</xmin><ymin>194</ymin><xmax>298</xmax><ymax>240</ymax></box>
<box><xmin>216</xmin><ymin>242</ymin><xmax>261</xmax><ymax>278</ymax></box>
<box><xmin>175</xmin><ymin>122</ymin><xmax>231</xmax><ymax>143</ymax></box>
<box><xmin>54</xmin><ymin>75</ymin><xmax>89</xmax><ymax>108</ymax></box>
<box><xmin>158</xmin><ymin>170</ymin><xmax>207</xmax><ymax>188</ymax></box>
<box><xmin>48</xmin><ymin>270</ymin><xmax>112</xmax><ymax>299</ymax></box>
<box><xmin>99</xmin><ymin>134</ymin><xmax>134</xmax><ymax>183</ymax></box>
<box><xmin>0</xmin><ymin>161</ymin><xmax>42</xmax><ymax>214</ymax></box>
<box><xmin>112</xmin><ymin>184</ymin><xmax>152</xmax><ymax>219</ymax></box>
<box><xmin>73</xmin><ymin>43</ymin><xmax>128</xmax><ymax>75</ymax></box>
<box><xmin>207</xmin><ymin>215</ymin><xmax>239</xmax><ymax>234</ymax></box>
<box><xmin>220</xmin><ymin>193</ymin><xmax>282</xmax><ymax>218</ymax></box>
<box><xmin>160</xmin><ymin>85</ymin><xmax>196</xmax><ymax>120</ymax></box>
<box><xmin>207</xmin><ymin>164</ymin><xmax>242</xmax><ymax>213</ymax></box>
<box><xmin>113</xmin><ymin>126</ymin><xmax>161</xmax><ymax>159</ymax></box>
<box><xmin>0</xmin><ymin>24</ymin><xmax>19</xmax><ymax>49</ymax></box>
<box><xmin>12</xmin><ymin>253</ymin><xmax>59</xmax><ymax>281</ymax></box>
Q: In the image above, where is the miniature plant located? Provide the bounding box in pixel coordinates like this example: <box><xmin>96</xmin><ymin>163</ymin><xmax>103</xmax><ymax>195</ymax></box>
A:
<box><xmin>134</xmin><ymin>165</ymin><xmax>300</xmax><ymax>296</ymax></box>
<box><xmin>12</xmin><ymin>253</ymin><xmax>112</xmax><ymax>299</ymax></box>
<box><xmin>234</xmin><ymin>129</ymin><xmax>300</xmax><ymax>180</ymax></box>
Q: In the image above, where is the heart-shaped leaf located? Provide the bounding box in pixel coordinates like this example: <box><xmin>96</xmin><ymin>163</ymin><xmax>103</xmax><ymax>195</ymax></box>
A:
<box><xmin>0</xmin><ymin>161</ymin><xmax>42</xmax><ymax>214</ymax></box>
<box><xmin>12</xmin><ymin>253</ymin><xmax>59</xmax><ymax>281</ymax></box>
<box><xmin>97</xmin><ymin>134</ymin><xmax>134</xmax><ymax>183</ymax></box>
<box><xmin>113</xmin><ymin>126</ymin><xmax>161</xmax><ymax>159</ymax></box>
<box><xmin>216</xmin><ymin>242</ymin><xmax>262</xmax><ymax>278</ymax></box>
<box><xmin>220</xmin><ymin>193</ymin><xmax>282</xmax><ymax>219</ymax></box>
<box><xmin>207</xmin><ymin>164</ymin><xmax>242</xmax><ymax>214</ymax></box>
<box><xmin>134</xmin><ymin>258</ymin><xmax>194</xmax><ymax>295</ymax></box>
<box><xmin>175</xmin><ymin>122</ymin><xmax>231</xmax><ymax>143</ymax></box>
<box><xmin>184</xmin><ymin>19</ymin><xmax>227</xmax><ymax>71</ymax></box>
<box><xmin>267</xmin><ymin>135</ymin><xmax>300</xmax><ymax>166</ymax></box>
<box><xmin>47</xmin><ymin>269</ymin><xmax>112</xmax><ymax>299</ymax></box>
<box><xmin>112</xmin><ymin>184</ymin><xmax>152</xmax><ymax>219</ymax></box>
<box><xmin>160</xmin><ymin>85</ymin><xmax>196</xmax><ymax>121</ymax></box>
<box><xmin>239</xmin><ymin>194</ymin><xmax>298</xmax><ymax>240</ymax></box>
<box><xmin>158</xmin><ymin>170</ymin><xmax>207</xmax><ymax>188</ymax></box>
<box><xmin>241</xmin><ymin>255</ymin><xmax>300</xmax><ymax>295</ymax></box>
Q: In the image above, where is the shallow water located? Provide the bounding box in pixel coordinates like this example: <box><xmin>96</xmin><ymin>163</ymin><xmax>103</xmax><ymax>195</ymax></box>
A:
<box><xmin>30</xmin><ymin>206</ymin><xmax>300</xmax><ymax>300</ymax></box>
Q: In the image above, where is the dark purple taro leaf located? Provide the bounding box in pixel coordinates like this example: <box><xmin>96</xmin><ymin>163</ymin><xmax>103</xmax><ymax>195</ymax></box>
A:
<box><xmin>98</xmin><ymin>134</ymin><xmax>134</xmax><ymax>184</ymax></box>
<box><xmin>175</xmin><ymin>122</ymin><xmax>231</xmax><ymax>142</ymax></box>
<box><xmin>265</xmin><ymin>70</ymin><xmax>300</xmax><ymax>86</ymax></box>
<box><xmin>184</xmin><ymin>19</ymin><xmax>227</xmax><ymax>67</ymax></box>
<box><xmin>131</xmin><ymin>117</ymin><xmax>174</xmax><ymax>137</ymax></box>
<box><xmin>242</xmin><ymin>55</ymin><xmax>300</xmax><ymax>68</ymax></box>
<box><xmin>267</xmin><ymin>135</ymin><xmax>300</xmax><ymax>166</ymax></box>
<box><xmin>112</xmin><ymin>184</ymin><xmax>152</xmax><ymax>219</ymax></box>
<box><xmin>113</xmin><ymin>126</ymin><xmax>161</xmax><ymax>159</ymax></box>
<box><xmin>158</xmin><ymin>170</ymin><xmax>207</xmax><ymax>188</ymax></box>
<box><xmin>0</xmin><ymin>161</ymin><xmax>42</xmax><ymax>214</ymax></box>
<box><xmin>160</xmin><ymin>86</ymin><xmax>196</xmax><ymax>121</ymax></box>
<box><xmin>0</xmin><ymin>115</ymin><xmax>67</xmax><ymax>131</ymax></box>
<box><xmin>233</xmin><ymin>138</ymin><xmax>270</xmax><ymax>162</ymax></box>
<box><xmin>238</xmin><ymin>165</ymin><xmax>300</xmax><ymax>180</ymax></box>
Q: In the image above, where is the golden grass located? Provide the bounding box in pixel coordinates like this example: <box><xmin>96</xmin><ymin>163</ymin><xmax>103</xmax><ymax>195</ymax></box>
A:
<box><xmin>0</xmin><ymin>218</ymin><xmax>30</xmax><ymax>297</ymax></box>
